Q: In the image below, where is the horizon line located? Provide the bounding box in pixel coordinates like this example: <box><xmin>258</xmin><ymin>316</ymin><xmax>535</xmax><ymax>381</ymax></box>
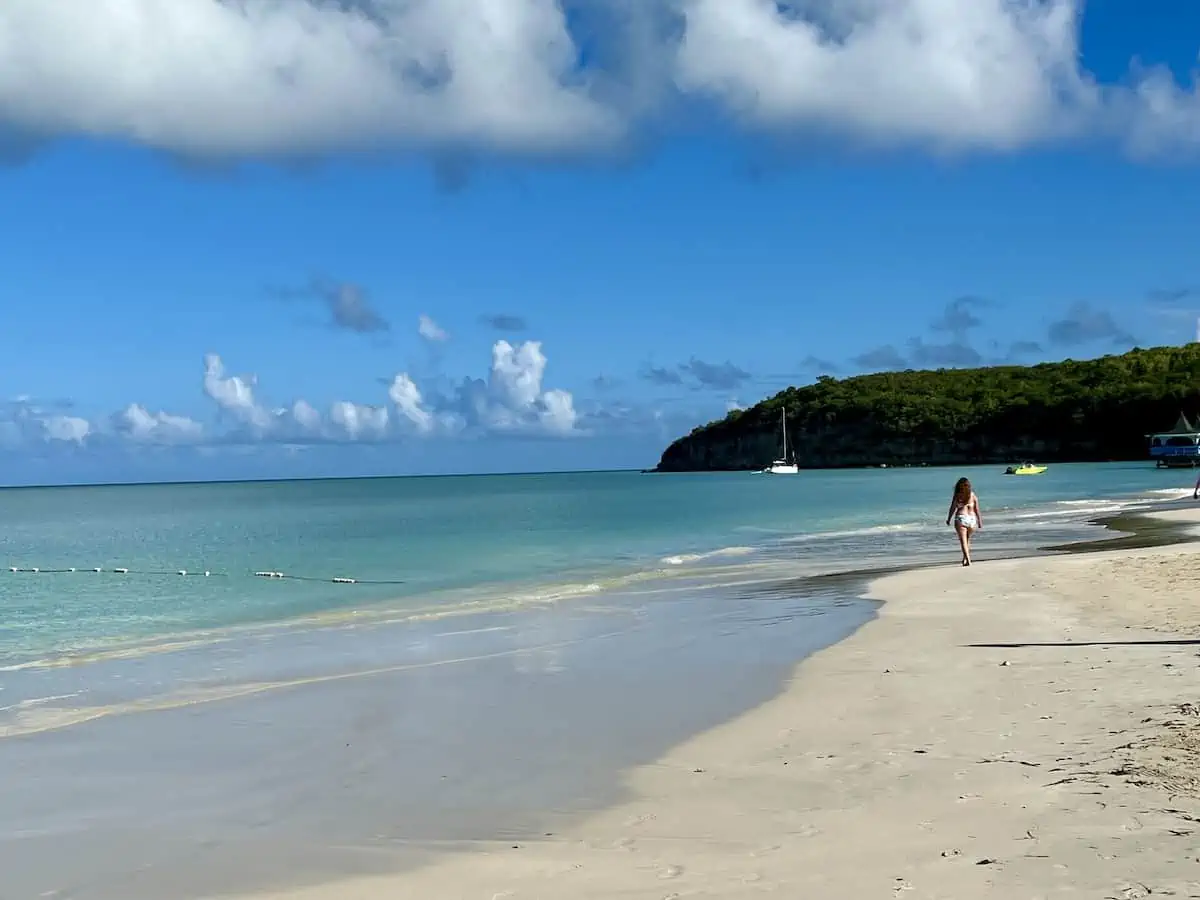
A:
<box><xmin>0</xmin><ymin>467</ymin><xmax>650</xmax><ymax>491</ymax></box>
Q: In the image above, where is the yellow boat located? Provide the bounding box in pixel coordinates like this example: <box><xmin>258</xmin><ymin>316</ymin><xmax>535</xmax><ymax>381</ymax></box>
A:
<box><xmin>1005</xmin><ymin>462</ymin><xmax>1047</xmax><ymax>476</ymax></box>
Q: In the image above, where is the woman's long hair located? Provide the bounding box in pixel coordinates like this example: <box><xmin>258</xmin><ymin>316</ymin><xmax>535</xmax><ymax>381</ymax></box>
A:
<box><xmin>952</xmin><ymin>477</ymin><xmax>972</xmax><ymax>507</ymax></box>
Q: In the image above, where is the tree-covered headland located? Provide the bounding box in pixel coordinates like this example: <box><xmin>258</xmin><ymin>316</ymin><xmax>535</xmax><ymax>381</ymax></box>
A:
<box><xmin>654</xmin><ymin>345</ymin><xmax>1200</xmax><ymax>471</ymax></box>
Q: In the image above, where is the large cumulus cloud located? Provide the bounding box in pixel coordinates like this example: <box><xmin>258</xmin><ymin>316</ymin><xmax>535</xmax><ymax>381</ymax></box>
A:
<box><xmin>1</xmin><ymin>1</ymin><xmax>1199</xmax><ymax>163</ymax></box>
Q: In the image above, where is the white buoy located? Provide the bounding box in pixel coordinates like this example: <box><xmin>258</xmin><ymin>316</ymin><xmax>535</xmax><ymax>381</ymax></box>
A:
<box><xmin>178</xmin><ymin>570</ymin><xmax>187</xmax><ymax>576</ymax></box>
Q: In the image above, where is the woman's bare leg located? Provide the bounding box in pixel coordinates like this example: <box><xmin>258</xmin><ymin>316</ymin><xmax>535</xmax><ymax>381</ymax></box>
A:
<box><xmin>955</xmin><ymin>524</ymin><xmax>970</xmax><ymax>566</ymax></box>
<box><xmin>964</xmin><ymin>527</ymin><xmax>974</xmax><ymax>566</ymax></box>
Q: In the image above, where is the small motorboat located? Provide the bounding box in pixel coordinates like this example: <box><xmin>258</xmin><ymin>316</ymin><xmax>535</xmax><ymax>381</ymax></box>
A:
<box><xmin>1004</xmin><ymin>462</ymin><xmax>1047</xmax><ymax>476</ymax></box>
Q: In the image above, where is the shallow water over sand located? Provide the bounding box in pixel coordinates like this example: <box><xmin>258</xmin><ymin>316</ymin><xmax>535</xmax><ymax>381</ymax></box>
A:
<box><xmin>1</xmin><ymin>576</ymin><xmax>873</xmax><ymax>898</ymax></box>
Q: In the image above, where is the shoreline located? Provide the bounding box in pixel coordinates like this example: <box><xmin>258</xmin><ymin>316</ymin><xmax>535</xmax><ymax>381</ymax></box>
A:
<box><xmin>1051</xmin><ymin>505</ymin><xmax>1200</xmax><ymax>553</ymax></box>
<box><xmin>225</xmin><ymin>506</ymin><xmax>1200</xmax><ymax>899</ymax></box>
<box><xmin>750</xmin><ymin>495</ymin><xmax>1200</xmax><ymax>600</ymax></box>
<box><xmin>8</xmin><ymin>497</ymin><xmax>1181</xmax><ymax>734</ymax></box>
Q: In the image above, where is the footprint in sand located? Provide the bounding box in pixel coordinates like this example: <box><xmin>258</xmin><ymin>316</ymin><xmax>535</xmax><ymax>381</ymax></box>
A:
<box><xmin>1111</xmin><ymin>884</ymin><xmax>1152</xmax><ymax>899</ymax></box>
<box><xmin>626</xmin><ymin>812</ymin><xmax>657</xmax><ymax>827</ymax></box>
<box><xmin>785</xmin><ymin>824</ymin><xmax>822</xmax><ymax>839</ymax></box>
<box><xmin>660</xmin><ymin>864</ymin><xmax>684</xmax><ymax>879</ymax></box>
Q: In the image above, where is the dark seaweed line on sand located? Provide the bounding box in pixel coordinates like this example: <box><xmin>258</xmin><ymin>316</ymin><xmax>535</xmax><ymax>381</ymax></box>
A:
<box><xmin>736</xmin><ymin>504</ymin><xmax>1200</xmax><ymax>607</ymax></box>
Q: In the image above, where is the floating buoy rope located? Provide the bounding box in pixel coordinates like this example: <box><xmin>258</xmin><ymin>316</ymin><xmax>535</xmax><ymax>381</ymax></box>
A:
<box><xmin>5</xmin><ymin>566</ymin><xmax>399</xmax><ymax>585</ymax></box>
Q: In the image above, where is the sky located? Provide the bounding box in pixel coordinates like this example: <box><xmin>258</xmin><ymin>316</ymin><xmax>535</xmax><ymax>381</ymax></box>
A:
<box><xmin>4</xmin><ymin>0</ymin><xmax>1200</xmax><ymax>485</ymax></box>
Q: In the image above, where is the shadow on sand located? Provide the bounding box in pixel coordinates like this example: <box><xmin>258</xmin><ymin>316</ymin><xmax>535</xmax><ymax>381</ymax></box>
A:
<box><xmin>968</xmin><ymin>639</ymin><xmax>1200</xmax><ymax>649</ymax></box>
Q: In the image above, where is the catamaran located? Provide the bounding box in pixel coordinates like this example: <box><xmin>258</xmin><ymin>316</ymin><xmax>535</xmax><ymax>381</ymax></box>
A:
<box><xmin>762</xmin><ymin>408</ymin><xmax>799</xmax><ymax>474</ymax></box>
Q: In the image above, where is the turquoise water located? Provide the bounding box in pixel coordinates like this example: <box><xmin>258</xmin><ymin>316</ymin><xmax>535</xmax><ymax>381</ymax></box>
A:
<box><xmin>0</xmin><ymin>463</ymin><xmax>1193</xmax><ymax>666</ymax></box>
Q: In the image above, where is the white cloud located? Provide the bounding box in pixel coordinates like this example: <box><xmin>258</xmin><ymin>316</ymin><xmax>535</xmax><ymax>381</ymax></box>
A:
<box><xmin>203</xmin><ymin>353</ymin><xmax>272</xmax><ymax>432</ymax></box>
<box><xmin>329</xmin><ymin>401</ymin><xmax>389</xmax><ymax>441</ymax></box>
<box><xmin>0</xmin><ymin>399</ymin><xmax>93</xmax><ymax>446</ymax></box>
<box><xmin>539</xmin><ymin>389</ymin><xmax>578</xmax><ymax>436</ymax></box>
<box><xmin>674</xmin><ymin>0</ymin><xmax>1091</xmax><ymax>152</ymax></box>
<box><xmin>491</xmin><ymin>340</ymin><xmax>548</xmax><ymax>410</ymax></box>
<box><xmin>418</xmin><ymin>314</ymin><xmax>449</xmax><ymax>343</ymax></box>
<box><xmin>291</xmin><ymin>399</ymin><xmax>323</xmax><ymax>434</ymax></box>
<box><xmin>0</xmin><ymin>337</ymin><xmax>585</xmax><ymax>458</ymax></box>
<box><xmin>388</xmin><ymin>374</ymin><xmax>436</xmax><ymax>435</ymax></box>
<box><xmin>395</xmin><ymin>339</ymin><xmax>581</xmax><ymax>437</ymax></box>
<box><xmin>199</xmin><ymin>353</ymin><xmax>461</xmax><ymax>443</ymax></box>
<box><xmin>40</xmin><ymin>415</ymin><xmax>91</xmax><ymax>444</ymax></box>
<box><xmin>0</xmin><ymin>0</ymin><xmax>619</xmax><ymax>158</ymax></box>
<box><xmin>3</xmin><ymin>1</ymin><xmax>1200</xmax><ymax>160</ymax></box>
<box><xmin>465</xmin><ymin>340</ymin><xmax>580</xmax><ymax>435</ymax></box>
<box><xmin>112</xmin><ymin>403</ymin><xmax>204</xmax><ymax>444</ymax></box>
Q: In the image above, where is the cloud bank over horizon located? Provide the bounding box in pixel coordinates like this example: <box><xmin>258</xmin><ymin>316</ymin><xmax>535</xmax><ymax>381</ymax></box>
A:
<box><xmin>1</xmin><ymin>337</ymin><xmax>583</xmax><ymax>454</ymax></box>
<box><xmin>3</xmin><ymin>0</ymin><xmax>1200</xmax><ymax>166</ymax></box>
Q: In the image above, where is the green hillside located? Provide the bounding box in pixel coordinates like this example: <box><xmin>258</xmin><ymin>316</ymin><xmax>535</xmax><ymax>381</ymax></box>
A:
<box><xmin>654</xmin><ymin>345</ymin><xmax>1200</xmax><ymax>472</ymax></box>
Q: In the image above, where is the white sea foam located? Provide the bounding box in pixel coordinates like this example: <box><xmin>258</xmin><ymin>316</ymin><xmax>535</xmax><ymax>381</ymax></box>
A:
<box><xmin>779</xmin><ymin>523</ymin><xmax>926</xmax><ymax>544</ymax></box>
<box><xmin>0</xmin><ymin>692</ymin><xmax>83</xmax><ymax>714</ymax></box>
<box><xmin>1009</xmin><ymin>503</ymin><xmax>1130</xmax><ymax>520</ymax></box>
<box><xmin>1135</xmin><ymin>488</ymin><xmax>1195</xmax><ymax>500</ymax></box>
<box><xmin>660</xmin><ymin>546</ymin><xmax>757</xmax><ymax>566</ymax></box>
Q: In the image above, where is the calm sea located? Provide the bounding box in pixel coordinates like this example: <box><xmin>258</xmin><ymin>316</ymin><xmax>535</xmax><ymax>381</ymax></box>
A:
<box><xmin>0</xmin><ymin>462</ymin><xmax>1191</xmax><ymax>668</ymax></box>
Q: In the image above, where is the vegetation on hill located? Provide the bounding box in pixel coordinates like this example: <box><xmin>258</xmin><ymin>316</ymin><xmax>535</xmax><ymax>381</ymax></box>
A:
<box><xmin>654</xmin><ymin>345</ymin><xmax>1200</xmax><ymax>471</ymax></box>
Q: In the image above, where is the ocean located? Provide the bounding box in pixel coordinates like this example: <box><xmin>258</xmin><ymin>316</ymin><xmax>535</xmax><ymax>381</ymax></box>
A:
<box><xmin>0</xmin><ymin>463</ymin><xmax>1191</xmax><ymax>669</ymax></box>
<box><xmin>0</xmin><ymin>463</ymin><xmax>1194</xmax><ymax>897</ymax></box>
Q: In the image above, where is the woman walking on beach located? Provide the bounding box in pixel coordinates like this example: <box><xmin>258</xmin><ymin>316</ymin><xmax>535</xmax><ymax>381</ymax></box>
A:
<box><xmin>946</xmin><ymin>477</ymin><xmax>981</xmax><ymax>567</ymax></box>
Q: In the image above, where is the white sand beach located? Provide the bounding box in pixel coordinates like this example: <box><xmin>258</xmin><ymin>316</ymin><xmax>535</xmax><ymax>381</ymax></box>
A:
<box><xmin>234</xmin><ymin>510</ymin><xmax>1200</xmax><ymax>899</ymax></box>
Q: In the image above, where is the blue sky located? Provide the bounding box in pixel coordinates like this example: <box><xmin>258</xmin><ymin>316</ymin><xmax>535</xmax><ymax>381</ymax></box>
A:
<box><xmin>3</xmin><ymin>0</ymin><xmax>1200</xmax><ymax>484</ymax></box>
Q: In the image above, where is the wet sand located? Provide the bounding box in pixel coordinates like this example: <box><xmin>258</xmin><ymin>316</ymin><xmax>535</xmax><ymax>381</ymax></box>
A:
<box><xmin>228</xmin><ymin>506</ymin><xmax>1200</xmax><ymax>898</ymax></box>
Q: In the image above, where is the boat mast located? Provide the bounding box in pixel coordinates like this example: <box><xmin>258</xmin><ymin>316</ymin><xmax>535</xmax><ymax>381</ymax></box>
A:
<box><xmin>781</xmin><ymin>408</ymin><xmax>788</xmax><ymax>462</ymax></box>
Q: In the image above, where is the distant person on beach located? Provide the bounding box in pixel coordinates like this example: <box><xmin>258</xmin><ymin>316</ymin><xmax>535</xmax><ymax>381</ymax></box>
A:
<box><xmin>1194</xmin><ymin>471</ymin><xmax>1200</xmax><ymax>500</ymax></box>
<box><xmin>946</xmin><ymin>477</ymin><xmax>982</xmax><ymax>567</ymax></box>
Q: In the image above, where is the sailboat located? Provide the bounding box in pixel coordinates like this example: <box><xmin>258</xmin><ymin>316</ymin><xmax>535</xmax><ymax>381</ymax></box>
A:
<box><xmin>762</xmin><ymin>408</ymin><xmax>799</xmax><ymax>474</ymax></box>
